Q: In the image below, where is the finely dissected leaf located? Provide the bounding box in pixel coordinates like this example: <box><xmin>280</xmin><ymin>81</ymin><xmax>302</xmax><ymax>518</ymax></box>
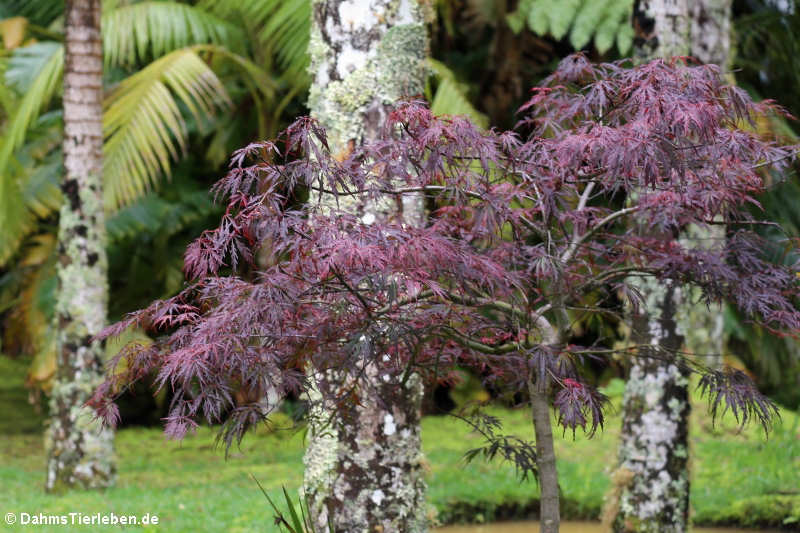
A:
<box><xmin>103</xmin><ymin>46</ymin><xmax>232</xmax><ymax>209</ymax></box>
<box><xmin>93</xmin><ymin>57</ymin><xmax>800</xmax><ymax>458</ymax></box>
<box><xmin>103</xmin><ymin>2</ymin><xmax>241</xmax><ymax>67</ymax></box>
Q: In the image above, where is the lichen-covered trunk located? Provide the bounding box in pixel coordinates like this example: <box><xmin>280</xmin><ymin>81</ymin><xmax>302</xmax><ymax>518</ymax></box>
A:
<box><xmin>45</xmin><ymin>0</ymin><xmax>115</xmax><ymax>492</ymax></box>
<box><xmin>689</xmin><ymin>0</ymin><xmax>732</xmax><ymax>69</ymax></box>
<box><xmin>610</xmin><ymin>280</ymin><xmax>690</xmax><ymax>533</ymax></box>
<box><xmin>302</xmin><ymin>1</ymin><xmax>431</xmax><ymax>531</ymax></box>
<box><xmin>680</xmin><ymin>0</ymin><xmax>733</xmax><ymax>370</ymax></box>
<box><xmin>609</xmin><ymin>2</ymin><xmax>691</xmax><ymax>529</ymax></box>
<box><xmin>632</xmin><ymin>0</ymin><xmax>690</xmax><ymax>61</ymax></box>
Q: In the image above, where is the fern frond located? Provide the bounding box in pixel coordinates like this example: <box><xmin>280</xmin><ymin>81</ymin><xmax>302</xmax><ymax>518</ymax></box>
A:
<box><xmin>428</xmin><ymin>59</ymin><xmax>488</xmax><ymax>129</ymax></box>
<box><xmin>103</xmin><ymin>46</ymin><xmax>232</xmax><ymax>209</ymax></box>
<box><xmin>507</xmin><ymin>0</ymin><xmax>634</xmax><ymax>55</ymax></box>
<box><xmin>103</xmin><ymin>2</ymin><xmax>242</xmax><ymax>68</ymax></box>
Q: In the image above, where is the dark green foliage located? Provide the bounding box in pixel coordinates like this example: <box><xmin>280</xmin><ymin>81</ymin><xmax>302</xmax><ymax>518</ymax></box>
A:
<box><xmin>253</xmin><ymin>478</ymin><xmax>333</xmax><ymax>533</ymax></box>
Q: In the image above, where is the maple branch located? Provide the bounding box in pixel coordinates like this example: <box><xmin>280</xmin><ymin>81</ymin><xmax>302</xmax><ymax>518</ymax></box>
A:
<box><xmin>331</xmin><ymin>267</ymin><xmax>373</xmax><ymax>318</ymax></box>
<box><xmin>438</xmin><ymin>327</ymin><xmax>524</xmax><ymax>355</ymax></box>
<box><xmin>561</xmin><ymin>206</ymin><xmax>639</xmax><ymax>264</ymax></box>
<box><xmin>374</xmin><ymin>290</ymin><xmax>435</xmax><ymax>315</ymax></box>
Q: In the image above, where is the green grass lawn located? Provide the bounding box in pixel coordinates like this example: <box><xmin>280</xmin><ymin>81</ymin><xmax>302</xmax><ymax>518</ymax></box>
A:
<box><xmin>1</xmin><ymin>355</ymin><xmax>799</xmax><ymax>532</ymax></box>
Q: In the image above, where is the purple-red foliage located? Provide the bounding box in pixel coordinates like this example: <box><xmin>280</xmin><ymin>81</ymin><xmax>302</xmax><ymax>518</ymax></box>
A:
<box><xmin>93</xmin><ymin>55</ymin><xmax>799</xmax><ymax>444</ymax></box>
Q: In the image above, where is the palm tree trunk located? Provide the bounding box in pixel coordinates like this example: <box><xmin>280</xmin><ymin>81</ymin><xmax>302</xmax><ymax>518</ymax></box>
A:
<box><xmin>301</xmin><ymin>1</ymin><xmax>431</xmax><ymax>531</ymax></box>
<box><xmin>45</xmin><ymin>0</ymin><xmax>115</xmax><ymax>492</ymax></box>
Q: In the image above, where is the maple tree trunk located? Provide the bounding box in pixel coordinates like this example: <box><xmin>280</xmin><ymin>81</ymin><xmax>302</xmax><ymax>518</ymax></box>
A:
<box><xmin>45</xmin><ymin>0</ymin><xmax>115</xmax><ymax>492</ymax></box>
<box><xmin>302</xmin><ymin>1</ymin><xmax>431</xmax><ymax>531</ymax></box>
<box><xmin>609</xmin><ymin>1</ymin><xmax>691</xmax><ymax>530</ymax></box>
<box><xmin>529</xmin><ymin>382</ymin><xmax>559</xmax><ymax>533</ymax></box>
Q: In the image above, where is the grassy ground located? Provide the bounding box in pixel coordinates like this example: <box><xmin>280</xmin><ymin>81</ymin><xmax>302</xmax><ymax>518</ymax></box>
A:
<box><xmin>1</xmin><ymin>355</ymin><xmax>799</xmax><ymax>532</ymax></box>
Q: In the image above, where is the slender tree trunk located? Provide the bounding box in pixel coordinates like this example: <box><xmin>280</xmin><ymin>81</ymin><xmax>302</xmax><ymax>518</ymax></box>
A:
<box><xmin>608</xmin><ymin>2</ymin><xmax>692</xmax><ymax>530</ymax></box>
<box><xmin>302</xmin><ymin>1</ymin><xmax>431</xmax><ymax>531</ymax></box>
<box><xmin>45</xmin><ymin>0</ymin><xmax>115</xmax><ymax>492</ymax></box>
<box><xmin>529</xmin><ymin>382</ymin><xmax>559</xmax><ymax>533</ymax></box>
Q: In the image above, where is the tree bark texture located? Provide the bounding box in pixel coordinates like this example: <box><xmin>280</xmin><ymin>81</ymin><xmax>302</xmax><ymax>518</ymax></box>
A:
<box><xmin>610</xmin><ymin>280</ymin><xmax>690</xmax><ymax>533</ymax></box>
<box><xmin>302</xmin><ymin>1</ymin><xmax>432</xmax><ymax>531</ymax></box>
<box><xmin>45</xmin><ymin>0</ymin><xmax>115</xmax><ymax>492</ymax></box>
<box><xmin>529</xmin><ymin>381</ymin><xmax>560</xmax><ymax>533</ymax></box>
<box><xmin>610</xmin><ymin>2</ymin><xmax>692</xmax><ymax>530</ymax></box>
<box><xmin>679</xmin><ymin>0</ymin><xmax>733</xmax><ymax>370</ymax></box>
<box><xmin>689</xmin><ymin>0</ymin><xmax>732</xmax><ymax>68</ymax></box>
<box><xmin>632</xmin><ymin>0</ymin><xmax>690</xmax><ymax>61</ymax></box>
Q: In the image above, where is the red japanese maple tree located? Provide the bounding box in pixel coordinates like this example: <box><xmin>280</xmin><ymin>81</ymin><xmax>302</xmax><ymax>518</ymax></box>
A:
<box><xmin>92</xmin><ymin>55</ymin><xmax>800</xmax><ymax>529</ymax></box>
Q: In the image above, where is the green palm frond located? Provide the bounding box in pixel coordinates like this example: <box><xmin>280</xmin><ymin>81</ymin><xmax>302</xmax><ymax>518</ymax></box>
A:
<box><xmin>103</xmin><ymin>1</ymin><xmax>243</xmax><ymax>68</ymax></box>
<box><xmin>428</xmin><ymin>59</ymin><xmax>488</xmax><ymax>128</ymax></box>
<box><xmin>257</xmin><ymin>0</ymin><xmax>311</xmax><ymax>78</ymax></box>
<box><xmin>0</xmin><ymin>232</ymin><xmax>56</xmax><ymax>366</ymax></box>
<box><xmin>0</xmin><ymin>0</ymin><xmax>62</xmax><ymax>27</ymax></box>
<box><xmin>0</xmin><ymin>42</ymin><xmax>63</xmax><ymax>263</ymax></box>
<box><xmin>0</xmin><ymin>41</ymin><xmax>63</xmax><ymax>175</ymax></box>
<box><xmin>0</xmin><ymin>111</ymin><xmax>61</xmax><ymax>266</ymax></box>
<box><xmin>103</xmin><ymin>46</ymin><xmax>232</xmax><ymax>209</ymax></box>
<box><xmin>200</xmin><ymin>0</ymin><xmax>311</xmax><ymax>81</ymax></box>
<box><xmin>0</xmin><ymin>172</ymin><xmax>36</xmax><ymax>265</ymax></box>
<box><xmin>107</xmin><ymin>188</ymin><xmax>217</xmax><ymax>243</ymax></box>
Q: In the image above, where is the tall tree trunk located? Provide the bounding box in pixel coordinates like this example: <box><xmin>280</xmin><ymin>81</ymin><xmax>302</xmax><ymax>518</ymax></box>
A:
<box><xmin>610</xmin><ymin>280</ymin><xmax>690</xmax><ymax>533</ymax></box>
<box><xmin>680</xmin><ymin>0</ymin><xmax>733</xmax><ymax>370</ymax></box>
<box><xmin>302</xmin><ymin>2</ymin><xmax>431</xmax><ymax>531</ymax></box>
<box><xmin>608</xmin><ymin>2</ymin><xmax>692</xmax><ymax>531</ymax></box>
<box><xmin>45</xmin><ymin>0</ymin><xmax>115</xmax><ymax>492</ymax></box>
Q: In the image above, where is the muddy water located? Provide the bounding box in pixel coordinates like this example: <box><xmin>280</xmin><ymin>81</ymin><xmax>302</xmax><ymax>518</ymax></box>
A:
<box><xmin>436</xmin><ymin>521</ymin><xmax>779</xmax><ymax>533</ymax></box>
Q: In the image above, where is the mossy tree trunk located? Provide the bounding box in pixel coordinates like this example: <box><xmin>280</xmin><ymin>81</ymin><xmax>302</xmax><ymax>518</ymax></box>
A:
<box><xmin>45</xmin><ymin>0</ymin><xmax>115</xmax><ymax>492</ymax></box>
<box><xmin>302</xmin><ymin>1</ymin><xmax>431</xmax><ymax>531</ymax></box>
<box><xmin>680</xmin><ymin>0</ymin><xmax>732</xmax><ymax>370</ymax></box>
<box><xmin>610</xmin><ymin>2</ymin><xmax>692</xmax><ymax>531</ymax></box>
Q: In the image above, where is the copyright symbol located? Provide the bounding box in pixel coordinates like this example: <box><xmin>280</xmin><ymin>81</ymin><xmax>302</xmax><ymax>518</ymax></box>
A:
<box><xmin>5</xmin><ymin>512</ymin><xmax>16</xmax><ymax>524</ymax></box>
